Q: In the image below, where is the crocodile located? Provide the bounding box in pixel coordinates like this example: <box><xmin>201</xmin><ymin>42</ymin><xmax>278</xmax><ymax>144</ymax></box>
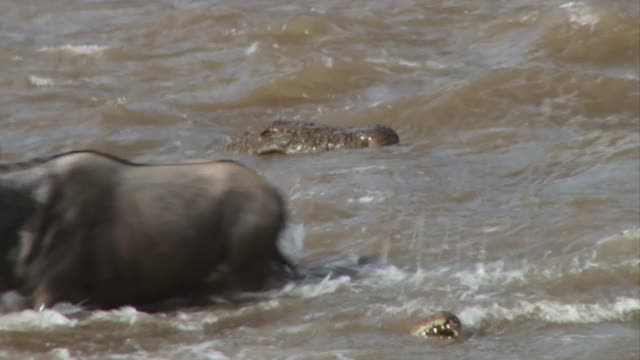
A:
<box><xmin>411</xmin><ymin>311</ymin><xmax>463</xmax><ymax>341</ymax></box>
<box><xmin>224</xmin><ymin>120</ymin><xmax>399</xmax><ymax>155</ymax></box>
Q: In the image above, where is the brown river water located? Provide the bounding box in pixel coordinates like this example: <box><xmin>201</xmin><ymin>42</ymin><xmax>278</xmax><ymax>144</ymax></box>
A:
<box><xmin>0</xmin><ymin>0</ymin><xmax>639</xmax><ymax>359</ymax></box>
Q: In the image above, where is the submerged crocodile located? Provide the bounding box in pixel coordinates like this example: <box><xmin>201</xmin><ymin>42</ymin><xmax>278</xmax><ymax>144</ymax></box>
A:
<box><xmin>224</xmin><ymin>120</ymin><xmax>399</xmax><ymax>155</ymax></box>
<box><xmin>411</xmin><ymin>311</ymin><xmax>463</xmax><ymax>341</ymax></box>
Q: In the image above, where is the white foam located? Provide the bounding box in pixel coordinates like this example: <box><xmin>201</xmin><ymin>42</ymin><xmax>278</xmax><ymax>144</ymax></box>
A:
<box><xmin>173</xmin><ymin>312</ymin><xmax>220</xmax><ymax>331</ymax></box>
<box><xmin>280</xmin><ymin>275</ymin><xmax>352</xmax><ymax>298</ymax></box>
<box><xmin>348</xmin><ymin>195</ymin><xmax>375</xmax><ymax>204</ymax></box>
<box><xmin>279</xmin><ymin>222</ymin><xmax>305</xmax><ymax>260</ymax></box>
<box><xmin>595</xmin><ymin>228</ymin><xmax>640</xmax><ymax>246</ymax></box>
<box><xmin>37</xmin><ymin>44</ymin><xmax>108</xmax><ymax>56</ymax></box>
<box><xmin>50</xmin><ymin>302</ymin><xmax>85</xmax><ymax>316</ymax></box>
<box><xmin>28</xmin><ymin>75</ymin><xmax>78</xmax><ymax>87</ymax></box>
<box><xmin>0</xmin><ymin>309</ymin><xmax>77</xmax><ymax>331</ymax></box>
<box><xmin>459</xmin><ymin>296</ymin><xmax>640</xmax><ymax>328</ymax></box>
<box><xmin>346</xmin><ymin>190</ymin><xmax>388</xmax><ymax>204</ymax></box>
<box><xmin>365</xmin><ymin>53</ymin><xmax>447</xmax><ymax>71</ymax></box>
<box><xmin>448</xmin><ymin>238</ymin><xmax>637</xmax><ymax>294</ymax></box>
<box><xmin>590</xmin><ymin>228</ymin><xmax>640</xmax><ymax>264</ymax></box>
<box><xmin>168</xmin><ymin>340</ymin><xmax>229</xmax><ymax>360</ymax></box>
<box><xmin>49</xmin><ymin>348</ymin><xmax>74</xmax><ymax>360</ymax></box>
<box><xmin>366</xmin><ymin>56</ymin><xmax>420</xmax><ymax>68</ymax></box>
<box><xmin>560</xmin><ymin>2</ymin><xmax>600</xmax><ymax>29</ymax></box>
<box><xmin>325</xmin><ymin>165</ymin><xmax>388</xmax><ymax>175</ymax></box>
<box><xmin>88</xmin><ymin>306</ymin><xmax>147</xmax><ymax>326</ymax></box>
<box><xmin>28</xmin><ymin>75</ymin><xmax>55</xmax><ymax>87</ymax></box>
<box><xmin>360</xmin><ymin>263</ymin><xmax>412</xmax><ymax>288</ymax></box>
<box><xmin>452</xmin><ymin>260</ymin><xmax>528</xmax><ymax>293</ymax></box>
<box><xmin>322</xmin><ymin>55</ymin><xmax>334</xmax><ymax>69</ymax></box>
<box><xmin>245</xmin><ymin>42</ymin><xmax>259</xmax><ymax>56</ymax></box>
<box><xmin>0</xmin><ymin>291</ymin><xmax>29</xmax><ymax>311</ymax></box>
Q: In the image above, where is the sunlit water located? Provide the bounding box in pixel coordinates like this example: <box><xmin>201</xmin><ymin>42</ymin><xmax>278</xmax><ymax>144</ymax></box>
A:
<box><xmin>0</xmin><ymin>0</ymin><xmax>638</xmax><ymax>359</ymax></box>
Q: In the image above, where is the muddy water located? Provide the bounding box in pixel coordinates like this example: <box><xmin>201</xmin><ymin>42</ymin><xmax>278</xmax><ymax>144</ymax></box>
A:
<box><xmin>0</xmin><ymin>0</ymin><xmax>639</xmax><ymax>359</ymax></box>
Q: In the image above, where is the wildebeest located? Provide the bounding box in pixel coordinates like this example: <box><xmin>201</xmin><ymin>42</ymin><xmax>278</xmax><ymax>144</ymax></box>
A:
<box><xmin>0</xmin><ymin>150</ymin><xmax>294</xmax><ymax>309</ymax></box>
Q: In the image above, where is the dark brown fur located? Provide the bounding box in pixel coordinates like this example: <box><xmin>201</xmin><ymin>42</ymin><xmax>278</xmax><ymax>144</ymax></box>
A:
<box><xmin>0</xmin><ymin>150</ymin><xmax>293</xmax><ymax>309</ymax></box>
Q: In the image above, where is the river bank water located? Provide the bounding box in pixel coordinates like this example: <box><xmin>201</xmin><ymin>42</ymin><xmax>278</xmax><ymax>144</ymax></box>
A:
<box><xmin>0</xmin><ymin>1</ymin><xmax>638</xmax><ymax>359</ymax></box>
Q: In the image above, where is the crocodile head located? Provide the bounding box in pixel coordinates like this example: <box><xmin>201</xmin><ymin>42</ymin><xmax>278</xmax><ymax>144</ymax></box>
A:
<box><xmin>411</xmin><ymin>311</ymin><xmax>462</xmax><ymax>340</ymax></box>
<box><xmin>351</xmin><ymin>125</ymin><xmax>400</xmax><ymax>147</ymax></box>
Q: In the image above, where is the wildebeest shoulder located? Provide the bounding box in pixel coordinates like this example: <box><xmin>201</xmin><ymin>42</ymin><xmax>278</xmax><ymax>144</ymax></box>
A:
<box><xmin>0</xmin><ymin>150</ymin><xmax>292</xmax><ymax>309</ymax></box>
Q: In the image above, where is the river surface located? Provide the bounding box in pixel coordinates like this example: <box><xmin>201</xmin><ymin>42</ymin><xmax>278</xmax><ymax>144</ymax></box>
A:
<box><xmin>0</xmin><ymin>0</ymin><xmax>639</xmax><ymax>359</ymax></box>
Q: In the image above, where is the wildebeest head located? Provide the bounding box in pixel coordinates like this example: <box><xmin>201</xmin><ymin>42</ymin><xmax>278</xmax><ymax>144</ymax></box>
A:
<box><xmin>0</xmin><ymin>162</ymin><xmax>52</xmax><ymax>292</ymax></box>
<box><xmin>0</xmin><ymin>184</ymin><xmax>35</xmax><ymax>243</ymax></box>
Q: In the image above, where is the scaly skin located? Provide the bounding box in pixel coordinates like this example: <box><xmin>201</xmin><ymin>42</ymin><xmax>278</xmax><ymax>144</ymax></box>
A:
<box><xmin>224</xmin><ymin>120</ymin><xmax>399</xmax><ymax>154</ymax></box>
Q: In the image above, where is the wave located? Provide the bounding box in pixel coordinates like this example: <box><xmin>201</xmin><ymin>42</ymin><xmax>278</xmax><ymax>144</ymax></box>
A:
<box><xmin>459</xmin><ymin>296</ymin><xmax>640</xmax><ymax>329</ymax></box>
<box><xmin>0</xmin><ymin>309</ymin><xmax>77</xmax><ymax>331</ymax></box>
<box><xmin>27</xmin><ymin>75</ymin><xmax>56</xmax><ymax>87</ymax></box>
<box><xmin>227</xmin><ymin>60</ymin><xmax>383</xmax><ymax>109</ymax></box>
<box><xmin>533</xmin><ymin>2</ymin><xmax>640</xmax><ymax>67</ymax></box>
<box><xmin>36</xmin><ymin>44</ymin><xmax>108</xmax><ymax>56</ymax></box>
